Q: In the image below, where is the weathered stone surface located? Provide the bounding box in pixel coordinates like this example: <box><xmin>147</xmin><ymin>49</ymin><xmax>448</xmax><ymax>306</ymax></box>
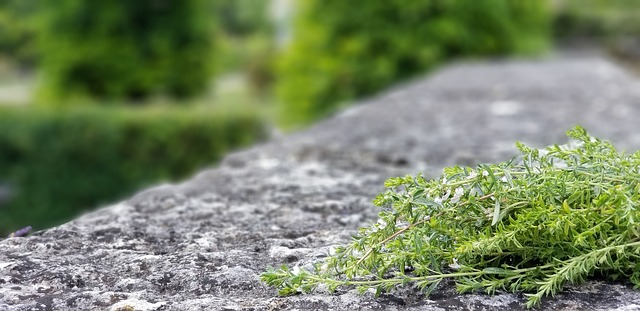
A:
<box><xmin>4</xmin><ymin>54</ymin><xmax>640</xmax><ymax>310</ymax></box>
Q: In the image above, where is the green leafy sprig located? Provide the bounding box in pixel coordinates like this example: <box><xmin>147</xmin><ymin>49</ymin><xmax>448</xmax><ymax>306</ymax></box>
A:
<box><xmin>261</xmin><ymin>126</ymin><xmax>640</xmax><ymax>308</ymax></box>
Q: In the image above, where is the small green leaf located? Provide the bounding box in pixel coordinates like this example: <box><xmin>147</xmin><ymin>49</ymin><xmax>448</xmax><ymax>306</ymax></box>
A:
<box><xmin>483</xmin><ymin>267</ymin><xmax>508</xmax><ymax>275</ymax></box>
<box><xmin>492</xmin><ymin>199</ymin><xmax>501</xmax><ymax>226</ymax></box>
<box><xmin>423</xmin><ymin>279</ymin><xmax>441</xmax><ymax>297</ymax></box>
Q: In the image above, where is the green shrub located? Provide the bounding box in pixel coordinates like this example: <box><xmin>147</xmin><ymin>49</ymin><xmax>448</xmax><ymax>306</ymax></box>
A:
<box><xmin>276</xmin><ymin>0</ymin><xmax>551</xmax><ymax>128</ymax></box>
<box><xmin>0</xmin><ymin>105</ymin><xmax>268</xmax><ymax>235</ymax></box>
<box><xmin>37</xmin><ymin>0</ymin><xmax>216</xmax><ymax>102</ymax></box>
<box><xmin>0</xmin><ymin>0</ymin><xmax>39</xmax><ymax>67</ymax></box>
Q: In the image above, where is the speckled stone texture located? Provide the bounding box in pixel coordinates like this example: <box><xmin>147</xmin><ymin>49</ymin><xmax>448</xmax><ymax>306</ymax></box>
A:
<box><xmin>3</xmin><ymin>54</ymin><xmax>640</xmax><ymax>311</ymax></box>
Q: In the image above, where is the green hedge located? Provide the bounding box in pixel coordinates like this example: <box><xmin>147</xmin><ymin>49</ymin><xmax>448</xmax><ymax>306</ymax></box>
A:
<box><xmin>0</xmin><ymin>106</ymin><xmax>268</xmax><ymax>235</ymax></box>
<box><xmin>276</xmin><ymin>0</ymin><xmax>551</xmax><ymax>128</ymax></box>
<box><xmin>37</xmin><ymin>0</ymin><xmax>216</xmax><ymax>102</ymax></box>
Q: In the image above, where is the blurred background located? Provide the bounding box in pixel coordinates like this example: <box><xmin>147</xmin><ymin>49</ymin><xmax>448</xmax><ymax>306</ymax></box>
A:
<box><xmin>0</xmin><ymin>0</ymin><xmax>638</xmax><ymax>236</ymax></box>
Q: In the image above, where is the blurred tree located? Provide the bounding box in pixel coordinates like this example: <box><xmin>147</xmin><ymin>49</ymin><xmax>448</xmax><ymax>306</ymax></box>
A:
<box><xmin>216</xmin><ymin>0</ymin><xmax>271</xmax><ymax>37</ymax></box>
<box><xmin>0</xmin><ymin>0</ymin><xmax>39</xmax><ymax>67</ymax></box>
<box><xmin>276</xmin><ymin>0</ymin><xmax>551</xmax><ymax>128</ymax></box>
<box><xmin>214</xmin><ymin>0</ymin><xmax>276</xmax><ymax>94</ymax></box>
<box><xmin>38</xmin><ymin>0</ymin><xmax>216</xmax><ymax>103</ymax></box>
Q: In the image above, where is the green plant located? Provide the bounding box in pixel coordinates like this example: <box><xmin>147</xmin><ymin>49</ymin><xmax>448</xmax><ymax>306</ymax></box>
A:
<box><xmin>262</xmin><ymin>126</ymin><xmax>640</xmax><ymax>308</ymax></box>
<box><xmin>215</xmin><ymin>0</ymin><xmax>272</xmax><ymax>37</ymax></box>
<box><xmin>0</xmin><ymin>0</ymin><xmax>39</xmax><ymax>67</ymax></box>
<box><xmin>276</xmin><ymin>0</ymin><xmax>550</xmax><ymax>129</ymax></box>
<box><xmin>37</xmin><ymin>0</ymin><xmax>215</xmax><ymax>102</ymax></box>
<box><xmin>0</xmin><ymin>105</ymin><xmax>268</xmax><ymax>235</ymax></box>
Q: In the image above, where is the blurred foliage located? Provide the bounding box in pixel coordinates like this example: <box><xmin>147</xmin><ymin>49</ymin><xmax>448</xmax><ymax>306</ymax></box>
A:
<box><xmin>37</xmin><ymin>0</ymin><xmax>216</xmax><ymax>103</ymax></box>
<box><xmin>1</xmin><ymin>0</ymin><xmax>639</xmax><ymax>236</ymax></box>
<box><xmin>244</xmin><ymin>35</ymin><xmax>277</xmax><ymax>96</ymax></box>
<box><xmin>553</xmin><ymin>0</ymin><xmax>640</xmax><ymax>39</ymax></box>
<box><xmin>552</xmin><ymin>0</ymin><xmax>640</xmax><ymax>69</ymax></box>
<box><xmin>276</xmin><ymin>0</ymin><xmax>551</xmax><ymax>128</ymax></box>
<box><xmin>0</xmin><ymin>105</ymin><xmax>268</xmax><ymax>235</ymax></box>
<box><xmin>0</xmin><ymin>0</ymin><xmax>39</xmax><ymax>67</ymax></box>
<box><xmin>214</xmin><ymin>0</ymin><xmax>276</xmax><ymax>95</ymax></box>
<box><xmin>215</xmin><ymin>0</ymin><xmax>272</xmax><ymax>37</ymax></box>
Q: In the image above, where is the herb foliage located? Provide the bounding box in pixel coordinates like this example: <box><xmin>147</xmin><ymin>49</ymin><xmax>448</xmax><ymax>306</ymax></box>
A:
<box><xmin>261</xmin><ymin>126</ymin><xmax>640</xmax><ymax>308</ymax></box>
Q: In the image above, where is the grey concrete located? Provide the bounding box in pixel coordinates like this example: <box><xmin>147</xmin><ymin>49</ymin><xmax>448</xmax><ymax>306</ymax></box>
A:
<box><xmin>3</xmin><ymin>55</ymin><xmax>640</xmax><ymax>310</ymax></box>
